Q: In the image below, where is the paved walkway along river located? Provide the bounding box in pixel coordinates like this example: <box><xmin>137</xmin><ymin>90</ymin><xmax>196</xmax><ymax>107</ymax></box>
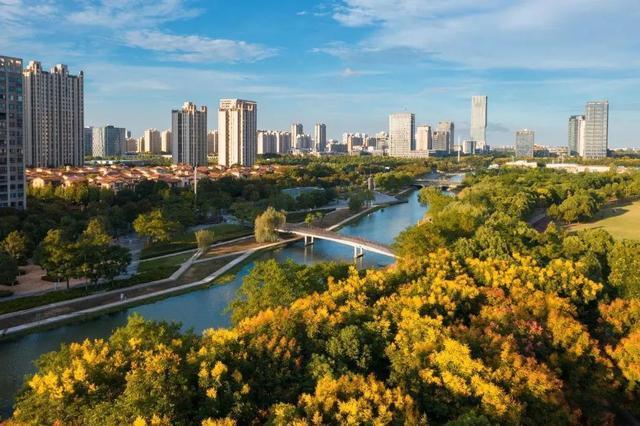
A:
<box><xmin>0</xmin><ymin>189</ymin><xmax>430</xmax><ymax>418</ymax></box>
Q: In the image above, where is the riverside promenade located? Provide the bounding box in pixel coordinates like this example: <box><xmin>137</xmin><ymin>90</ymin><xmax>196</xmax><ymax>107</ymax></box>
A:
<box><xmin>0</xmin><ymin>203</ymin><xmax>388</xmax><ymax>338</ymax></box>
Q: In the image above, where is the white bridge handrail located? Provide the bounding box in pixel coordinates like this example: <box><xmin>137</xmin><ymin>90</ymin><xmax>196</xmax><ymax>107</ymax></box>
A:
<box><xmin>275</xmin><ymin>224</ymin><xmax>397</xmax><ymax>258</ymax></box>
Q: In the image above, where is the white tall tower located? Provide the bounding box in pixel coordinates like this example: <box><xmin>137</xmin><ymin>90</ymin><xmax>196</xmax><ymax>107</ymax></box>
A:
<box><xmin>470</xmin><ymin>95</ymin><xmax>487</xmax><ymax>149</ymax></box>
<box><xmin>582</xmin><ymin>101</ymin><xmax>609</xmax><ymax>159</ymax></box>
<box><xmin>218</xmin><ymin>99</ymin><xmax>257</xmax><ymax>167</ymax></box>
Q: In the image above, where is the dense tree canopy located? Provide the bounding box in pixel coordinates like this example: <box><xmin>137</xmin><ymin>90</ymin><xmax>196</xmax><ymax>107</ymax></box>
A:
<box><xmin>10</xmin><ymin>166</ymin><xmax>640</xmax><ymax>425</ymax></box>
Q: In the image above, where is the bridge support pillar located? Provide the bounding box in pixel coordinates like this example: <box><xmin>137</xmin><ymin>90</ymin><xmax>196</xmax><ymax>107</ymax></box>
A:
<box><xmin>304</xmin><ymin>236</ymin><xmax>314</xmax><ymax>246</ymax></box>
<box><xmin>353</xmin><ymin>246</ymin><xmax>364</xmax><ymax>258</ymax></box>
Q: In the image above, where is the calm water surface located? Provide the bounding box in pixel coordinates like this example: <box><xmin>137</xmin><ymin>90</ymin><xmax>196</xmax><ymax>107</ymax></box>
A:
<box><xmin>0</xmin><ymin>189</ymin><xmax>430</xmax><ymax>417</ymax></box>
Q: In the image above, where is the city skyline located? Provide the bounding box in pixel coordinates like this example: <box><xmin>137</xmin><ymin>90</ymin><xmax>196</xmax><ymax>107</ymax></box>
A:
<box><xmin>2</xmin><ymin>1</ymin><xmax>639</xmax><ymax>147</ymax></box>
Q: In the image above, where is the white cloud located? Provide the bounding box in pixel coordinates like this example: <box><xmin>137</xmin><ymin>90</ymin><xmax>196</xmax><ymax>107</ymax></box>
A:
<box><xmin>123</xmin><ymin>31</ymin><xmax>277</xmax><ymax>63</ymax></box>
<box><xmin>340</xmin><ymin>67</ymin><xmax>386</xmax><ymax>77</ymax></box>
<box><xmin>67</xmin><ymin>0</ymin><xmax>201</xmax><ymax>28</ymax></box>
<box><xmin>328</xmin><ymin>0</ymin><xmax>640</xmax><ymax>70</ymax></box>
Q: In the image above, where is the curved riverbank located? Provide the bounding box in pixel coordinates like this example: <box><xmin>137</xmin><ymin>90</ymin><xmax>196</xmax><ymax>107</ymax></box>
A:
<box><xmin>0</xmin><ymin>204</ymin><xmax>389</xmax><ymax>339</ymax></box>
<box><xmin>0</xmin><ymin>190</ymin><xmax>429</xmax><ymax>418</ymax></box>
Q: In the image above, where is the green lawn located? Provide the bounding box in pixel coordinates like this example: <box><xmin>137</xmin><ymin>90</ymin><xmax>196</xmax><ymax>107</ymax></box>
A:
<box><xmin>140</xmin><ymin>223</ymin><xmax>252</xmax><ymax>259</ymax></box>
<box><xmin>568</xmin><ymin>200</ymin><xmax>640</xmax><ymax>241</ymax></box>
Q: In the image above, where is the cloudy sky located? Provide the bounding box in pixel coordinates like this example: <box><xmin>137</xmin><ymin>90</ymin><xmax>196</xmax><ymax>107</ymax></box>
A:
<box><xmin>2</xmin><ymin>0</ymin><xmax>639</xmax><ymax>146</ymax></box>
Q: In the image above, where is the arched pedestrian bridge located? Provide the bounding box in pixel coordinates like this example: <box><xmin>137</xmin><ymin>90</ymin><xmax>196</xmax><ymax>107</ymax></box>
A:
<box><xmin>414</xmin><ymin>177</ymin><xmax>461</xmax><ymax>190</ymax></box>
<box><xmin>275</xmin><ymin>224</ymin><xmax>397</xmax><ymax>259</ymax></box>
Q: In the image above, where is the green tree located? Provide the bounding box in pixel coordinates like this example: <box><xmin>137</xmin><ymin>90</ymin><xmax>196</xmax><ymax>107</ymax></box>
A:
<box><xmin>133</xmin><ymin>210</ymin><xmax>179</xmax><ymax>244</ymax></box>
<box><xmin>254</xmin><ymin>207</ymin><xmax>286</xmax><ymax>243</ymax></box>
<box><xmin>76</xmin><ymin>219</ymin><xmax>130</xmax><ymax>286</ymax></box>
<box><xmin>304</xmin><ymin>211</ymin><xmax>324</xmax><ymax>227</ymax></box>
<box><xmin>551</xmin><ymin>191</ymin><xmax>600</xmax><ymax>223</ymax></box>
<box><xmin>38</xmin><ymin>229</ymin><xmax>78</xmax><ymax>289</ymax></box>
<box><xmin>608</xmin><ymin>240</ymin><xmax>640</xmax><ymax>298</ymax></box>
<box><xmin>229</xmin><ymin>259</ymin><xmax>348</xmax><ymax>324</ymax></box>
<box><xmin>195</xmin><ymin>228</ymin><xmax>216</xmax><ymax>252</ymax></box>
<box><xmin>349</xmin><ymin>193</ymin><xmax>365</xmax><ymax>212</ymax></box>
<box><xmin>1</xmin><ymin>230</ymin><xmax>29</xmax><ymax>265</ymax></box>
<box><xmin>0</xmin><ymin>250</ymin><xmax>18</xmax><ymax>285</ymax></box>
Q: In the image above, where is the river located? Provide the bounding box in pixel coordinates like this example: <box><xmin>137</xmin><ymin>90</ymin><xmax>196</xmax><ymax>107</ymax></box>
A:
<box><xmin>0</xmin><ymin>189</ymin><xmax>430</xmax><ymax>418</ymax></box>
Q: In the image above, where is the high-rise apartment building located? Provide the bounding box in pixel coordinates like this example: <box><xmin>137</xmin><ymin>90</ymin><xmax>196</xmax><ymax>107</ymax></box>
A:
<box><xmin>257</xmin><ymin>130</ymin><xmax>278</xmax><ymax>154</ymax></box>
<box><xmin>416</xmin><ymin>125</ymin><xmax>432</xmax><ymax>151</ymax></box>
<box><xmin>218</xmin><ymin>99</ymin><xmax>257</xmax><ymax>167</ymax></box>
<box><xmin>91</xmin><ymin>125</ymin><xmax>126</xmax><ymax>157</ymax></box>
<box><xmin>207</xmin><ymin>130</ymin><xmax>218</xmax><ymax>155</ymax></box>
<box><xmin>515</xmin><ymin>129</ymin><xmax>535</xmax><ymax>158</ymax></box>
<box><xmin>172</xmin><ymin>102</ymin><xmax>208</xmax><ymax>166</ymax></box>
<box><xmin>160</xmin><ymin>129</ymin><xmax>172</xmax><ymax>153</ymax></box>
<box><xmin>275</xmin><ymin>131</ymin><xmax>291</xmax><ymax>154</ymax></box>
<box><xmin>83</xmin><ymin>126</ymin><xmax>93</xmax><ymax>157</ymax></box>
<box><xmin>582</xmin><ymin>101</ymin><xmax>609</xmax><ymax>159</ymax></box>
<box><xmin>143</xmin><ymin>128</ymin><xmax>161</xmax><ymax>154</ymax></box>
<box><xmin>314</xmin><ymin>123</ymin><xmax>327</xmax><ymax>153</ymax></box>
<box><xmin>568</xmin><ymin>115</ymin><xmax>586</xmax><ymax>156</ymax></box>
<box><xmin>470</xmin><ymin>96</ymin><xmax>487</xmax><ymax>146</ymax></box>
<box><xmin>136</xmin><ymin>136</ymin><xmax>145</xmax><ymax>153</ymax></box>
<box><xmin>388</xmin><ymin>113</ymin><xmax>415</xmax><ymax>156</ymax></box>
<box><xmin>291</xmin><ymin>123</ymin><xmax>303</xmax><ymax>149</ymax></box>
<box><xmin>23</xmin><ymin>61</ymin><xmax>84</xmax><ymax>167</ymax></box>
<box><xmin>0</xmin><ymin>55</ymin><xmax>25</xmax><ymax>209</ymax></box>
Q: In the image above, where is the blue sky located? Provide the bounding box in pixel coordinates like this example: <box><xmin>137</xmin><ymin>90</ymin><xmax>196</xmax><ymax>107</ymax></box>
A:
<box><xmin>2</xmin><ymin>0</ymin><xmax>639</xmax><ymax>147</ymax></box>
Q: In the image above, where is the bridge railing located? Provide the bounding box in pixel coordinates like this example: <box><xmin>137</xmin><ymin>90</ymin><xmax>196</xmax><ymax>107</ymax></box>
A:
<box><xmin>276</xmin><ymin>224</ymin><xmax>395</xmax><ymax>254</ymax></box>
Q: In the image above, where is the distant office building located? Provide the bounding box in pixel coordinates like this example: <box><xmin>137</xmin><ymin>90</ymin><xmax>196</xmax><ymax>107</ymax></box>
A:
<box><xmin>582</xmin><ymin>101</ymin><xmax>609</xmax><ymax>159</ymax></box>
<box><xmin>143</xmin><ymin>128</ymin><xmax>161</xmax><ymax>154</ymax></box>
<box><xmin>416</xmin><ymin>125</ymin><xmax>432</xmax><ymax>151</ymax></box>
<box><xmin>568</xmin><ymin>115</ymin><xmax>586</xmax><ymax>156</ymax></box>
<box><xmin>172</xmin><ymin>102</ymin><xmax>208</xmax><ymax>166</ymax></box>
<box><xmin>375</xmin><ymin>132</ymin><xmax>388</xmax><ymax>150</ymax></box>
<box><xmin>314</xmin><ymin>123</ymin><xmax>327</xmax><ymax>153</ymax></box>
<box><xmin>432</xmin><ymin>121</ymin><xmax>454</xmax><ymax>153</ymax></box>
<box><xmin>328</xmin><ymin>140</ymin><xmax>348</xmax><ymax>153</ymax></box>
<box><xmin>470</xmin><ymin>96</ymin><xmax>487</xmax><ymax>146</ymax></box>
<box><xmin>365</xmin><ymin>136</ymin><xmax>377</xmax><ymax>149</ymax></box>
<box><xmin>218</xmin><ymin>99</ymin><xmax>257</xmax><ymax>167</ymax></box>
<box><xmin>291</xmin><ymin>123</ymin><xmax>303</xmax><ymax>149</ymax></box>
<box><xmin>91</xmin><ymin>125</ymin><xmax>126</xmax><ymax>157</ymax></box>
<box><xmin>463</xmin><ymin>140</ymin><xmax>477</xmax><ymax>155</ymax></box>
<box><xmin>125</xmin><ymin>138</ymin><xmax>138</xmax><ymax>153</ymax></box>
<box><xmin>23</xmin><ymin>61</ymin><xmax>84</xmax><ymax>167</ymax></box>
<box><xmin>161</xmin><ymin>129</ymin><xmax>172</xmax><ymax>153</ymax></box>
<box><xmin>83</xmin><ymin>127</ymin><xmax>93</xmax><ymax>157</ymax></box>
<box><xmin>344</xmin><ymin>133</ymin><xmax>364</xmax><ymax>153</ymax></box>
<box><xmin>257</xmin><ymin>130</ymin><xmax>278</xmax><ymax>154</ymax></box>
<box><xmin>388</xmin><ymin>113</ymin><xmax>415</xmax><ymax>156</ymax></box>
<box><xmin>207</xmin><ymin>130</ymin><xmax>218</xmax><ymax>155</ymax></box>
<box><xmin>295</xmin><ymin>134</ymin><xmax>313</xmax><ymax>151</ymax></box>
<box><xmin>0</xmin><ymin>55</ymin><xmax>25</xmax><ymax>209</ymax></box>
<box><xmin>275</xmin><ymin>131</ymin><xmax>291</xmax><ymax>154</ymax></box>
<box><xmin>515</xmin><ymin>129</ymin><xmax>535</xmax><ymax>158</ymax></box>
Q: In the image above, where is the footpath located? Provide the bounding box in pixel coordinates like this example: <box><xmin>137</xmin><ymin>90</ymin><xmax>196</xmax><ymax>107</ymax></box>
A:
<box><xmin>0</xmin><ymin>204</ymin><xmax>385</xmax><ymax>339</ymax></box>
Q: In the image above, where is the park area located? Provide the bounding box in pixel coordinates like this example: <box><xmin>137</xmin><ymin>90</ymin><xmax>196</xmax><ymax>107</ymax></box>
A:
<box><xmin>567</xmin><ymin>200</ymin><xmax>640</xmax><ymax>240</ymax></box>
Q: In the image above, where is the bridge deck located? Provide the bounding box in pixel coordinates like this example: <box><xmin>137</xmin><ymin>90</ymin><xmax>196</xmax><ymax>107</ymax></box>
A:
<box><xmin>276</xmin><ymin>224</ymin><xmax>396</xmax><ymax>258</ymax></box>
